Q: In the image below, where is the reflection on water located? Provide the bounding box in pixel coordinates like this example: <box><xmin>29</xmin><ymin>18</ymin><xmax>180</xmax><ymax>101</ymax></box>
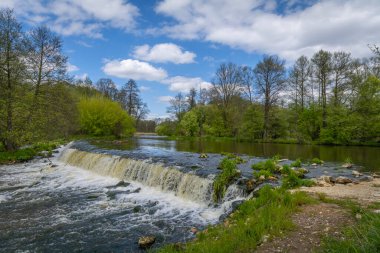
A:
<box><xmin>92</xmin><ymin>136</ymin><xmax>380</xmax><ymax>172</ymax></box>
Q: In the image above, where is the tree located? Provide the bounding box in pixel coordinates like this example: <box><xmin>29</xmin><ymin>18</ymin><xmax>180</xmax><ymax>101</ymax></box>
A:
<box><xmin>239</xmin><ymin>104</ymin><xmax>264</xmax><ymax>140</ymax></box>
<box><xmin>187</xmin><ymin>88</ymin><xmax>197</xmax><ymax>109</ymax></box>
<box><xmin>241</xmin><ymin>66</ymin><xmax>255</xmax><ymax>103</ymax></box>
<box><xmin>331</xmin><ymin>51</ymin><xmax>352</xmax><ymax>106</ymax></box>
<box><xmin>0</xmin><ymin>9</ymin><xmax>26</xmax><ymax>150</ymax></box>
<box><xmin>25</xmin><ymin>26</ymin><xmax>67</xmax><ymax>117</ymax></box>
<box><xmin>167</xmin><ymin>92</ymin><xmax>188</xmax><ymax>121</ymax></box>
<box><xmin>289</xmin><ymin>56</ymin><xmax>311</xmax><ymax>110</ymax></box>
<box><xmin>180</xmin><ymin>110</ymin><xmax>199</xmax><ymax>136</ymax></box>
<box><xmin>96</xmin><ymin>78</ymin><xmax>118</xmax><ymax>100</ymax></box>
<box><xmin>311</xmin><ymin>50</ymin><xmax>332</xmax><ymax>127</ymax></box>
<box><xmin>118</xmin><ymin>79</ymin><xmax>139</xmax><ymax>115</ymax></box>
<box><xmin>78</xmin><ymin>96</ymin><xmax>135</xmax><ymax>138</ymax></box>
<box><xmin>254</xmin><ymin>55</ymin><xmax>286</xmax><ymax>139</ymax></box>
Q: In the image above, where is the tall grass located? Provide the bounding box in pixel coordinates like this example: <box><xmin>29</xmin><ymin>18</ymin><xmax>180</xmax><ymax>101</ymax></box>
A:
<box><xmin>159</xmin><ymin>186</ymin><xmax>314</xmax><ymax>253</ymax></box>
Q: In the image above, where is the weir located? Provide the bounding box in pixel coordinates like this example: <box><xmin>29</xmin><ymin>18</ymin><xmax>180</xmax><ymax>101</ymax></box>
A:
<box><xmin>59</xmin><ymin>148</ymin><xmax>245</xmax><ymax>205</ymax></box>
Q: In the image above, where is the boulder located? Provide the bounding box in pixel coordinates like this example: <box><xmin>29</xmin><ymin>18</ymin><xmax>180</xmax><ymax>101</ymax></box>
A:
<box><xmin>352</xmin><ymin>170</ymin><xmax>362</xmax><ymax>177</ymax></box>
<box><xmin>372</xmin><ymin>173</ymin><xmax>380</xmax><ymax>179</ymax></box>
<box><xmin>335</xmin><ymin>176</ymin><xmax>353</xmax><ymax>184</ymax></box>
<box><xmin>342</xmin><ymin>163</ymin><xmax>353</xmax><ymax>168</ymax></box>
<box><xmin>245</xmin><ymin>179</ymin><xmax>256</xmax><ymax>192</ymax></box>
<box><xmin>138</xmin><ymin>236</ymin><xmax>156</xmax><ymax>249</ymax></box>
<box><xmin>320</xmin><ymin>175</ymin><xmax>335</xmax><ymax>184</ymax></box>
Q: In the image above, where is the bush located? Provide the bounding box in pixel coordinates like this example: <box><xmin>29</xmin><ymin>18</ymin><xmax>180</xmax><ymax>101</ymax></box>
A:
<box><xmin>252</xmin><ymin>158</ymin><xmax>277</xmax><ymax>173</ymax></box>
<box><xmin>254</xmin><ymin>169</ymin><xmax>273</xmax><ymax>179</ymax></box>
<box><xmin>282</xmin><ymin>170</ymin><xmax>314</xmax><ymax>189</ymax></box>
<box><xmin>310</xmin><ymin>157</ymin><xmax>323</xmax><ymax>165</ymax></box>
<box><xmin>78</xmin><ymin>96</ymin><xmax>135</xmax><ymax>138</ymax></box>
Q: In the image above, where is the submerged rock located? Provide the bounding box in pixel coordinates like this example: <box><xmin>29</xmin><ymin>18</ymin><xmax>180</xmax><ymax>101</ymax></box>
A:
<box><xmin>199</xmin><ymin>153</ymin><xmax>208</xmax><ymax>159</ymax></box>
<box><xmin>138</xmin><ymin>236</ymin><xmax>156</xmax><ymax>249</ymax></box>
<box><xmin>115</xmin><ymin>180</ymin><xmax>130</xmax><ymax>187</ymax></box>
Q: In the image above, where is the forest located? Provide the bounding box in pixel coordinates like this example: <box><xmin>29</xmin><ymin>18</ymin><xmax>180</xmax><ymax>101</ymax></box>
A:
<box><xmin>0</xmin><ymin>9</ymin><xmax>147</xmax><ymax>152</ymax></box>
<box><xmin>157</xmin><ymin>49</ymin><xmax>380</xmax><ymax>145</ymax></box>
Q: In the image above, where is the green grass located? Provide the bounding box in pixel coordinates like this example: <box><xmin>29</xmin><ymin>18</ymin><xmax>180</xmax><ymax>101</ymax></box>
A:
<box><xmin>281</xmin><ymin>170</ymin><xmax>315</xmax><ymax>189</ymax></box>
<box><xmin>290</xmin><ymin>158</ymin><xmax>302</xmax><ymax>168</ymax></box>
<box><xmin>158</xmin><ymin>186</ymin><xmax>314</xmax><ymax>253</ymax></box>
<box><xmin>0</xmin><ymin>140</ymin><xmax>65</xmax><ymax>164</ymax></box>
<box><xmin>253</xmin><ymin>169</ymin><xmax>273</xmax><ymax>179</ymax></box>
<box><xmin>251</xmin><ymin>158</ymin><xmax>278</xmax><ymax>173</ymax></box>
<box><xmin>213</xmin><ymin>158</ymin><xmax>240</xmax><ymax>202</ymax></box>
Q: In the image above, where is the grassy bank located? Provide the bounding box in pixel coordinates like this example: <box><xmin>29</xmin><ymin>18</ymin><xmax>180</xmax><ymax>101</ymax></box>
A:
<box><xmin>158</xmin><ymin>186</ymin><xmax>314</xmax><ymax>253</ymax></box>
<box><xmin>0</xmin><ymin>140</ymin><xmax>67</xmax><ymax>164</ymax></box>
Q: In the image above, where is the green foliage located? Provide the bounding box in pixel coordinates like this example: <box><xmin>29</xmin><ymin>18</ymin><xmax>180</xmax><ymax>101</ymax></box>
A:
<box><xmin>0</xmin><ymin>140</ymin><xmax>64</xmax><ymax>164</ymax></box>
<box><xmin>78</xmin><ymin>96</ymin><xmax>135</xmax><ymax>138</ymax></box>
<box><xmin>253</xmin><ymin>169</ymin><xmax>273</xmax><ymax>179</ymax></box>
<box><xmin>159</xmin><ymin>186</ymin><xmax>313</xmax><ymax>253</ymax></box>
<box><xmin>155</xmin><ymin>120</ymin><xmax>177</xmax><ymax>136</ymax></box>
<box><xmin>320</xmin><ymin>212</ymin><xmax>380</xmax><ymax>252</ymax></box>
<box><xmin>251</xmin><ymin>158</ymin><xmax>278</xmax><ymax>173</ymax></box>
<box><xmin>213</xmin><ymin>158</ymin><xmax>239</xmax><ymax>202</ymax></box>
<box><xmin>239</xmin><ymin>104</ymin><xmax>264</xmax><ymax>140</ymax></box>
<box><xmin>179</xmin><ymin>110</ymin><xmax>199</xmax><ymax>136</ymax></box>
<box><xmin>311</xmin><ymin>157</ymin><xmax>323</xmax><ymax>165</ymax></box>
<box><xmin>281</xmin><ymin>170</ymin><xmax>315</xmax><ymax>189</ymax></box>
<box><xmin>221</xmin><ymin>152</ymin><xmax>246</xmax><ymax>164</ymax></box>
<box><xmin>290</xmin><ymin>158</ymin><xmax>302</xmax><ymax>168</ymax></box>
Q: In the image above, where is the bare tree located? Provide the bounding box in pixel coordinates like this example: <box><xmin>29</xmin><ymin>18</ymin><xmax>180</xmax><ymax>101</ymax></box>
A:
<box><xmin>26</xmin><ymin>26</ymin><xmax>67</xmax><ymax>102</ymax></box>
<box><xmin>241</xmin><ymin>66</ymin><xmax>255</xmax><ymax>103</ymax></box>
<box><xmin>167</xmin><ymin>92</ymin><xmax>188</xmax><ymax>121</ymax></box>
<box><xmin>96</xmin><ymin>78</ymin><xmax>118</xmax><ymax>100</ymax></box>
<box><xmin>254</xmin><ymin>55</ymin><xmax>286</xmax><ymax>139</ymax></box>
<box><xmin>289</xmin><ymin>55</ymin><xmax>311</xmax><ymax>110</ymax></box>
<box><xmin>118</xmin><ymin>79</ymin><xmax>139</xmax><ymax>115</ymax></box>
<box><xmin>311</xmin><ymin>50</ymin><xmax>332</xmax><ymax>127</ymax></box>
<box><xmin>331</xmin><ymin>51</ymin><xmax>352</xmax><ymax>106</ymax></box>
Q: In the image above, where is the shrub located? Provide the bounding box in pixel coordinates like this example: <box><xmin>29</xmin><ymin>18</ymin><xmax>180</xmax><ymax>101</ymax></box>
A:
<box><xmin>78</xmin><ymin>96</ymin><xmax>135</xmax><ymax>138</ymax></box>
<box><xmin>252</xmin><ymin>159</ymin><xmax>277</xmax><ymax>173</ymax></box>
<box><xmin>310</xmin><ymin>157</ymin><xmax>323</xmax><ymax>165</ymax></box>
<box><xmin>254</xmin><ymin>169</ymin><xmax>273</xmax><ymax>179</ymax></box>
<box><xmin>282</xmin><ymin>170</ymin><xmax>314</xmax><ymax>189</ymax></box>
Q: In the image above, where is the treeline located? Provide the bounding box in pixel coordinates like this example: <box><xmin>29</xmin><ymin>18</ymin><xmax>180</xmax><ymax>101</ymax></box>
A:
<box><xmin>0</xmin><ymin>9</ymin><xmax>149</xmax><ymax>151</ymax></box>
<box><xmin>158</xmin><ymin>48</ymin><xmax>380</xmax><ymax>145</ymax></box>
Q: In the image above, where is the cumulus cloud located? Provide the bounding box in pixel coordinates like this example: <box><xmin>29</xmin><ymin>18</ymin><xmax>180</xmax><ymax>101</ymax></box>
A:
<box><xmin>102</xmin><ymin>59</ymin><xmax>168</xmax><ymax>81</ymax></box>
<box><xmin>0</xmin><ymin>0</ymin><xmax>139</xmax><ymax>38</ymax></box>
<box><xmin>161</xmin><ymin>76</ymin><xmax>212</xmax><ymax>93</ymax></box>
<box><xmin>132</xmin><ymin>43</ymin><xmax>196</xmax><ymax>64</ymax></box>
<box><xmin>155</xmin><ymin>0</ymin><xmax>380</xmax><ymax>60</ymax></box>
<box><xmin>66</xmin><ymin>63</ymin><xmax>79</xmax><ymax>72</ymax></box>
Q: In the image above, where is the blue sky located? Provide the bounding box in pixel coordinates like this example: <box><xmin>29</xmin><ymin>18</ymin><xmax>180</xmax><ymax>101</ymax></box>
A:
<box><xmin>1</xmin><ymin>0</ymin><xmax>379</xmax><ymax>118</ymax></box>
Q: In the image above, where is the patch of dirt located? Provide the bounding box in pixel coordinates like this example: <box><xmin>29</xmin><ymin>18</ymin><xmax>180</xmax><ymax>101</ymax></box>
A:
<box><xmin>255</xmin><ymin>203</ymin><xmax>354</xmax><ymax>253</ymax></box>
<box><xmin>298</xmin><ymin>178</ymin><xmax>380</xmax><ymax>205</ymax></box>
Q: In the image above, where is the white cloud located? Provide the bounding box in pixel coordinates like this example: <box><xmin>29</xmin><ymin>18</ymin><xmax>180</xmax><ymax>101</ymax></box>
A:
<box><xmin>161</xmin><ymin>76</ymin><xmax>212</xmax><ymax>93</ymax></box>
<box><xmin>155</xmin><ymin>0</ymin><xmax>380</xmax><ymax>60</ymax></box>
<box><xmin>102</xmin><ymin>59</ymin><xmax>168</xmax><ymax>81</ymax></box>
<box><xmin>76</xmin><ymin>40</ymin><xmax>92</xmax><ymax>48</ymax></box>
<box><xmin>132</xmin><ymin>43</ymin><xmax>196</xmax><ymax>64</ymax></box>
<box><xmin>158</xmin><ymin>96</ymin><xmax>174</xmax><ymax>103</ymax></box>
<box><xmin>0</xmin><ymin>0</ymin><xmax>139</xmax><ymax>38</ymax></box>
<box><xmin>67</xmin><ymin>63</ymin><xmax>79</xmax><ymax>72</ymax></box>
<box><xmin>140</xmin><ymin>86</ymin><xmax>150</xmax><ymax>92</ymax></box>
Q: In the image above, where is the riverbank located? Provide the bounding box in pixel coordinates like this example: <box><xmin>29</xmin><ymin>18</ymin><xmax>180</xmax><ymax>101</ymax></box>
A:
<box><xmin>163</xmin><ymin>135</ymin><xmax>380</xmax><ymax>147</ymax></box>
<box><xmin>158</xmin><ymin>179</ymin><xmax>380</xmax><ymax>252</ymax></box>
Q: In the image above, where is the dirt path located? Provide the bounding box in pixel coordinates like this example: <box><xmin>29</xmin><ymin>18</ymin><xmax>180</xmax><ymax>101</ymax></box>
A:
<box><xmin>255</xmin><ymin>179</ymin><xmax>380</xmax><ymax>253</ymax></box>
<box><xmin>255</xmin><ymin>203</ymin><xmax>354</xmax><ymax>253</ymax></box>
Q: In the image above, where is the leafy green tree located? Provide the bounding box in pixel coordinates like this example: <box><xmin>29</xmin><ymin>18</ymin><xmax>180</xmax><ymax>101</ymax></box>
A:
<box><xmin>239</xmin><ymin>104</ymin><xmax>264</xmax><ymax>140</ymax></box>
<box><xmin>78</xmin><ymin>96</ymin><xmax>135</xmax><ymax>138</ymax></box>
<box><xmin>180</xmin><ymin>110</ymin><xmax>199</xmax><ymax>136</ymax></box>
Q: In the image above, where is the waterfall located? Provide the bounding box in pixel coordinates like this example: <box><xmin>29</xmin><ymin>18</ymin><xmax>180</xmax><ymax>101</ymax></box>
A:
<box><xmin>59</xmin><ymin>148</ymin><xmax>245</xmax><ymax>205</ymax></box>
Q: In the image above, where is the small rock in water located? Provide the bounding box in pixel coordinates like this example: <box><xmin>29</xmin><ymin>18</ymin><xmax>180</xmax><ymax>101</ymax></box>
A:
<box><xmin>245</xmin><ymin>179</ymin><xmax>256</xmax><ymax>192</ymax></box>
<box><xmin>115</xmin><ymin>181</ymin><xmax>129</xmax><ymax>187</ymax></box>
<box><xmin>190</xmin><ymin>227</ymin><xmax>198</xmax><ymax>234</ymax></box>
<box><xmin>342</xmin><ymin>163</ymin><xmax>353</xmax><ymax>168</ymax></box>
<box><xmin>320</xmin><ymin>176</ymin><xmax>335</xmax><ymax>184</ymax></box>
<box><xmin>199</xmin><ymin>153</ymin><xmax>208</xmax><ymax>159</ymax></box>
<box><xmin>259</xmin><ymin>175</ymin><xmax>265</xmax><ymax>181</ymax></box>
<box><xmin>268</xmin><ymin>176</ymin><xmax>277</xmax><ymax>181</ymax></box>
<box><xmin>352</xmin><ymin>170</ymin><xmax>362</xmax><ymax>177</ymax></box>
<box><xmin>138</xmin><ymin>236</ymin><xmax>156</xmax><ymax>249</ymax></box>
<box><xmin>372</xmin><ymin>173</ymin><xmax>380</xmax><ymax>179</ymax></box>
<box><xmin>311</xmin><ymin>163</ymin><xmax>318</xmax><ymax>166</ymax></box>
<box><xmin>50</xmin><ymin>164</ymin><xmax>58</xmax><ymax>168</ymax></box>
<box><xmin>335</xmin><ymin>176</ymin><xmax>353</xmax><ymax>184</ymax></box>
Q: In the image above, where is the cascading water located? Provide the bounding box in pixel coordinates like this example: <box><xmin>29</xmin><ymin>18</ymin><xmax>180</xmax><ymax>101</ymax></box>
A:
<box><xmin>59</xmin><ymin>148</ymin><xmax>246</xmax><ymax>205</ymax></box>
<box><xmin>0</xmin><ymin>144</ymin><xmax>246</xmax><ymax>253</ymax></box>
